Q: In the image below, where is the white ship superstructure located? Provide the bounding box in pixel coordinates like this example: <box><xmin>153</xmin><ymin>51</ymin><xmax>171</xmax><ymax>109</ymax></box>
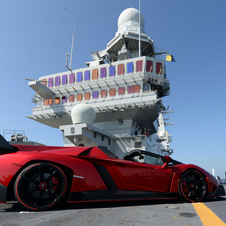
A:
<box><xmin>27</xmin><ymin>8</ymin><xmax>173</xmax><ymax>159</ymax></box>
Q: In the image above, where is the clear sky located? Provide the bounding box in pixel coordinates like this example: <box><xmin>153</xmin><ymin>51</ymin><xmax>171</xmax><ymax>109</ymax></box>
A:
<box><xmin>0</xmin><ymin>0</ymin><xmax>226</xmax><ymax>178</ymax></box>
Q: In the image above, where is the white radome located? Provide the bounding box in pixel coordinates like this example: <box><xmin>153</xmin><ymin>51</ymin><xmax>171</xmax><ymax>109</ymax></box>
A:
<box><xmin>118</xmin><ymin>8</ymin><xmax>145</xmax><ymax>30</ymax></box>
<box><xmin>71</xmin><ymin>104</ymin><xmax>96</xmax><ymax>125</ymax></box>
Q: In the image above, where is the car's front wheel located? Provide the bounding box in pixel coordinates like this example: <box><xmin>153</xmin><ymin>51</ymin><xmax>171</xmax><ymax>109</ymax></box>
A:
<box><xmin>179</xmin><ymin>169</ymin><xmax>207</xmax><ymax>202</ymax></box>
<box><xmin>14</xmin><ymin>162</ymin><xmax>68</xmax><ymax>211</ymax></box>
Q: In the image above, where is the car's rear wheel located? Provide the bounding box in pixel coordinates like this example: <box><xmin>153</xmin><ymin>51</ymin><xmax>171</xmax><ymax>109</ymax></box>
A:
<box><xmin>14</xmin><ymin>162</ymin><xmax>67</xmax><ymax>211</ymax></box>
<box><xmin>179</xmin><ymin>169</ymin><xmax>207</xmax><ymax>202</ymax></box>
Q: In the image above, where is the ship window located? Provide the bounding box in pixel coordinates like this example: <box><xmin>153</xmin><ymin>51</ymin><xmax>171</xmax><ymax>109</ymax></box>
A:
<box><xmin>127</xmin><ymin>62</ymin><xmax>134</xmax><ymax>73</ymax></box>
<box><xmin>156</xmin><ymin>62</ymin><xmax>163</xmax><ymax>74</ymax></box>
<box><xmin>62</xmin><ymin>75</ymin><xmax>67</xmax><ymax>85</ymax></box>
<box><xmin>101</xmin><ymin>67</ymin><xmax>107</xmax><ymax>78</ymax></box>
<box><xmin>128</xmin><ymin>85</ymin><xmax>140</xmax><ymax>93</ymax></box>
<box><xmin>134</xmin><ymin>85</ymin><xmax>140</xmax><ymax>92</ymax></box>
<box><xmin>101</xmin><ymin>90</ymin><xmax>107</xmax><ymax>98</ymax></box>
<box><xmin>69</xmin><ymin>95</ymin><xmax>75</xmax><ymax>102</ymax></box>
<box><xmin>84</xmin><ymin>70</ymin><xmax>90</xmax><ymax>81</ymax></box>
<box><xmin>92</xmin><ymin>91</ymin><xmax>99</xmax><ymax>99</ymax></box>
<box><xmin>118</xmin><ymin>64</ymin><xmax>124</xmax><ymax>75</ymax></box>
<box><xmin>48</xmin><ymin>78</ymin><xmax>53</xmax><ymax>87</ymax></box>
<box><xmin>62</xmin><ymin>96</ymin><xmax>67</xmax><ymax>103</ymax></box>
<box><xmin>77</xmin><ymin>72</ymin><xmax>83</xmax><ymax>82</ymax></box>
<box><xmin>135</xmin><ymin>142</ymin><xmax>142</xmax><ymax>148</ymax></box>
<box><xmin>43</xmin><ymin>99</ymin><xmax>49</xmax><ymax>106</ymax></box>
<box><xmin>84</xmin><ymin>92</ymin><xmax>90</xmax><ymax>100</ymax></box>
<box><xmin>101</xmin><ymin>135</ymin><xmax>104</xmax><ymax>141</ymax></box>
<box><xmin>43</xmin><ymin>98</ymin><xmax>53</xmax><ymax>106</ymax></box>
<box><xmin>146</xmin><ymin>60</ymin><xmax>153</xmax><ymax>73</ymax></box>
<box><xmin>69</xmin><ymin>73</ymin><xmax>75</xmax><ymax>84</ymax></box>
<box><xmin>43</xmin><ymin>99</ymin><xmax>48</xmax><ymax>106</ymax></box>
<box><xmin>42</xmin><ymin>79</ymin><xmax>47</xmax><ymax>86</ymax></box>
<box><xmin>108</xmin><ymin>138</ymin><xmax>111</xmax><ymax>145</ymax></box>
<box><xmin>136</xmin><ymin>60</ymin><xmax>143</xmax><ymax>72</ymax></box>
<box><xmin>55</xmin><ymin>97</ymin><xmax>60</xmax><ymax>105</ymax></box>
<box><xmin>92</xmin><ymin>69</ymin><xmax>98</xmax><ymax>80</ymax></box>
<box><xmin>118</xmin><ymin>87</ymin><xmax>125</xmax><ymax>95</ymax></box>
<box><xmin>109</xmin><ymin>66</ymin><xmax>115</xmax><ymax>77</ymax></box>
<box><xmin>55</xmin><ymin>76</ymin><xmax>61</xmax><ymax>86</ymax></box>
<box><xmin>128</xmin><ymin>86</ymin><xmax>133</xmax><ymax>93</ymax></box>
<box><xmin>77</xmin><ymin>94</ymin><xmax>83</xmax><ymax>101</ymax></box>
<box><xmin>109</xmin><ymin>89</ymin><xmax>116</xmax><ymax>96</ymax></box>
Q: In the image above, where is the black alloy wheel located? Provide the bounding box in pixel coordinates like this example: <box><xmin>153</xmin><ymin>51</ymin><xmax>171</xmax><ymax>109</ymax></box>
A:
<box><xmin>14</xmin><ymin>162</ymin><xmax>67</xmax><ymax>211</ymax></box>
<box><xmin>179</xmin><ymin>169</ymin><xmax>207</xmax><ymax>202</ymax></box>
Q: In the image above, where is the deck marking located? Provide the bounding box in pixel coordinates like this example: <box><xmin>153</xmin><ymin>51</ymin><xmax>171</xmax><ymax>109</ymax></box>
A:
<box><xmin>192</xmin><ymin>202</ymin><xmax>226</xmax><ymax>226</ymax></box>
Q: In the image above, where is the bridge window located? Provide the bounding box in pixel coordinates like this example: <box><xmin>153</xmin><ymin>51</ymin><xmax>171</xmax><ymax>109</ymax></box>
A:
<box><xmin>62</xmin><ymin>96</ymin><xmax>67</xmax><ymax>103</ymax></box>
<box><xmin>136</xmin><ymin>60</ymin><xmax>143</xmax><ymax>72</ymax></box>
<box><xmin>118</xmin><ymin>64</ymin><xmax>124</xmax><ymax>75</ymax></box>
<box><xmin>156</xmin><ymin>62</ymin><xmax>163</xmax><ymax>74</ymax></box>
<box><xmin>101</xmin><ymin>90</ymin><xmax>107</xmax><ymax>98</ymax></box>
<box><xmin>118</xmin><ymin>87</ymin><xmax>125</xmax><ymax>95</ymax></box>
<box><xmin>43</xmin><ymin>98</ymin><xmax>53</xmax><ymax>106</ymax></box>
<box><xmin>48</xmin><ymin>78</ymin><xmax>53</xmax><ymax>87</ymax></box>
<box><xmin>62</xmin><ymin>75</ymin><xmax>67</xmax><ymax>85</ymax></box>
<box><xmin>85</xmin><ymin>70</ymin><xmax>90</xmax><ymax>81</ymax></box>
<box><xmin>55</xmin><ymin>97</ymin><xmax>60</xmax><ymax>105</ymax></box>
<box><xmin>127</xmin><ymin>62</ymin><xmax>134</xmax><ymax>73</ymax></box>
<box><xmin>134</xmin><ymin>85</ymin><xmax>140</xmax><ymax>92</ymax></box>
<box><xmin>84</xmin><ymin>92</ymin><xmax>90</xmax><ymax>100</ymax></box>
<box><xmin>92</xmin><ymin>69</ymin><xmax>98</xmax><ymax>80</ymax></box>
<box><xmin>42</xmin><ymin>79</ymin><xmax>47</xmax><ymax>86</ymax></box>
<box><xmin>69</xmin><ymin>95</ymin><xmax>75</xmax><ymax>102</ymax></box>
<box><xmin>93</xmin><ymin>91</ymin><xmax>99</xmax><ymax>99</ymax></box>
<box><xmin>69</xmin><ymin>73</ymin><xmax>75</xmax><ymax>84</ymax></box>
<box><xmin>109</xmin><ymin>89</ymin><xmax>116</xmax><ymax>96</ymax></box>
<box><xmin>101</xmin><ymin>67</ymin><xmax>107</xmax><ymax>78</ymax></box>
<box><xmin>55</xmin><ymin>76</ymin><xmax>61</xmax><ymax>86</ymax></box>
<box><xmin>77</xmin><ymin>94</ymin><xmax>83</xmax><ymax>101</ymax></box>
<box><xmin>128</xmin><ymin>85</ymin><xmax>140</xmax><ymax>93</ymax></box>
<box><xmin>146</xmin><ymin>60</ymin><xmax>153</xmax><ymax>73</ymax></box>
<box><xmin>109</xmin><ymin>66</ymin><xmax>115</xmax><ymax>77</ymax></box>
<box><xmin>77</xmin><ymin>72</ymin><xmax>83</xmax><ymax>82</ymax></box>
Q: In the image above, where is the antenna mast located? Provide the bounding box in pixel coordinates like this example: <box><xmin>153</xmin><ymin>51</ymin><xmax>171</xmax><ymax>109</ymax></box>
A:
<box><xmin>66</xmin><ymin>23</ymin><xmax>75</xmax><ymax>72</ymax></box>
<box><xmin>70</xmin><ymin>23</ymin><xmax>75</xmax><ymax>69</ymax></box>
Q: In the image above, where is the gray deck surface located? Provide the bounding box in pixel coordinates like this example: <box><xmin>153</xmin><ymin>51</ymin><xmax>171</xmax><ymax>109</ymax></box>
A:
<box><xmin>1</xmin><ymin>195</ymin><xmax>226</xmax><ymax>226</ymax></box>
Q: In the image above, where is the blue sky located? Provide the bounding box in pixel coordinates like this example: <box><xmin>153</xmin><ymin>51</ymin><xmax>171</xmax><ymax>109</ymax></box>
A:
<box><xmin>0</xmin><ymin>0</ymin><xmax>226</xmax><ymax>178</ymax></box>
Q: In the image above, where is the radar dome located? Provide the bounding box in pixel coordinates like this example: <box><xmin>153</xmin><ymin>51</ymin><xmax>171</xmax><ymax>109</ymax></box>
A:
<box><xmin>118</xmin><ymin>8</ymin><xmax>145</xmax><ymax>30</ymax></box>
<box><xmin>71</xmin><ymin>104</ymin><xmax>96</xmax><ymax>125</ymax></box>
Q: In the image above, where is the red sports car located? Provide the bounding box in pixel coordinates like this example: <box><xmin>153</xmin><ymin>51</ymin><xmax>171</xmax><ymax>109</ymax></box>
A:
<box><xmin>0</xmin><ymin>135</ymin><xmax>224</xmax><ymax>211</ymax></box>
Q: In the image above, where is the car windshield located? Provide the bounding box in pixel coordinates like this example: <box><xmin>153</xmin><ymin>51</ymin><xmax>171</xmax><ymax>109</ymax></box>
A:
<box><xmin>124</xmin><ymin>150</ymin><xmax>182</xmax><ymax>166</ymax></box>
<box><xmin>132</xmin><ymin>153</ymin><xmax>163</xmax><ymax>166</ymax></box>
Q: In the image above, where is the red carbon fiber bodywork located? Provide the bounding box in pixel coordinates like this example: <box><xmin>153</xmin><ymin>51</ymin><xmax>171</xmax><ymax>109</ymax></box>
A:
<box><xmin>169</xmin><ymin>164</ymin><xmax>219</xmax><ymax>194</ymax></box>
<box><xmin>0</xmin><ymin>144</ymin><xmax>223</xmax><ymax>205</ymax></box>
<box><xmin>0</xmin><ymin>148</ymin><xmax>108</xmax><ymax>192</ymax></box>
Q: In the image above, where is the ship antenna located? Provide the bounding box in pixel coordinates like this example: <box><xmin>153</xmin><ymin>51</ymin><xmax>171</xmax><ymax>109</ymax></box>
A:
<box><xmin>66</xmin><ymin>23</ymin><xmax>75</xmax><ymax>72</ymax></box>
<box><xmin>70</xmin><ymin>23</ymin><xmax>76</xmax><ymax>70</ymax></box>
<box><xmin>139</xmin><ymin>0</ymin><xmax>141</xmax><ymax>57</ymax></box>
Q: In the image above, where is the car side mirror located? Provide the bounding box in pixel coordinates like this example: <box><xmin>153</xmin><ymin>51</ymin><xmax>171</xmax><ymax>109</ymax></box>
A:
<box><xmin>162</xmin><ymin>155</ymin><xmax>172</xmax><ymax>169</ymax></box>
<box><xmin>139</xmin><ymin>155</ymin><xmax>144</xmax><ymax>160</ymax></box>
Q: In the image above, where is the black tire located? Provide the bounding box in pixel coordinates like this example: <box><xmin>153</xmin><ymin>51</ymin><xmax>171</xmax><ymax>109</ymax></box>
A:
<box><xmin>179</xmin><ymin>169</ymin><xmax>207</xmax><ymax>202</ymax></box>
<box><xmin>14</xmin><ymin>162</ymin><xmax>68</xmax><ymax>211</ymax></box>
